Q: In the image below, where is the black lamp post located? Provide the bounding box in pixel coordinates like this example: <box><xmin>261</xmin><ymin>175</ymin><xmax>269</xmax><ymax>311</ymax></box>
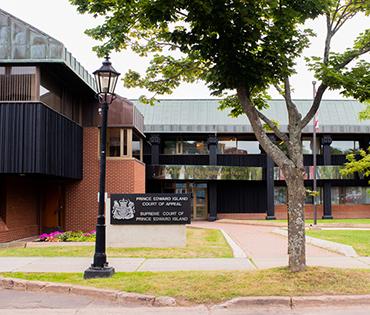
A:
<box><xmin>84</xmin><ymin>56</ymin><xmax>120</xmax><ymax>279</ymax></box>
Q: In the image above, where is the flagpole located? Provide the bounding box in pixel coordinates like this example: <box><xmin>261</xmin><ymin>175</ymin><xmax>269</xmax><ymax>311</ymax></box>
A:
<box><xmin>312</xmin><ymin>81</ymin><xmax>317</xmax><ymax>226</ymax></box>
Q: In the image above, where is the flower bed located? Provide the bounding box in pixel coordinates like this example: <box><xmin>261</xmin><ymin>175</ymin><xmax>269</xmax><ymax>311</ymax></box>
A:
<box><xmin>39</xmin><ymin>230</ymin><xmax>96</xmax><ymax>242</ymax></box>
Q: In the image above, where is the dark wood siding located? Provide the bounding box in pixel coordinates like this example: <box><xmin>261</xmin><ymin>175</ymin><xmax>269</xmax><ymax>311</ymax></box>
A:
<box><xmin>0</xmin><ymin>102</ymin><xmax>82</xmax><ymax>179</ymax></box>
<box><xmin>217</xmin><ymin>181</ymin><xmax>267</xmax><ymax>213</ymax></box>
<box><xmin>159</xmin><ymin>154</ymin><xmax>209</xmax><ymax>165</ymax></box>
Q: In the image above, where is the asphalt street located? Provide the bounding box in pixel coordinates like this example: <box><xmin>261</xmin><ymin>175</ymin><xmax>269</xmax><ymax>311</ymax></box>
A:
<box><xmin>1</xmin><ymin>288</ymin><xmax>370</xmax><ymax>315</ymax></box>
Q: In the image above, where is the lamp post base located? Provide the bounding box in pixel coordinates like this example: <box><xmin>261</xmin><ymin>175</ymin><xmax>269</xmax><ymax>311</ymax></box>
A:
<box><xmin>84</xmin><ymin>265</ymin><xmax>115</xmax><ymax>279</ymax></box>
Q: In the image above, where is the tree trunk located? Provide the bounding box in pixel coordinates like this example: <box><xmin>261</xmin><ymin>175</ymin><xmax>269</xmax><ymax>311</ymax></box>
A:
<box><xmin>285</xmin><ymin>168</ymin><xmax>306</xmax><ymax>272</ymax></box>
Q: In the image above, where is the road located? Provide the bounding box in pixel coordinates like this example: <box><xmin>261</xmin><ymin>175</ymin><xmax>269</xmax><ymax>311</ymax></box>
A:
<box><xmin>1</xmin><ymin>288</ymin><xmax>370</xmax><ymax>315</ymax></box>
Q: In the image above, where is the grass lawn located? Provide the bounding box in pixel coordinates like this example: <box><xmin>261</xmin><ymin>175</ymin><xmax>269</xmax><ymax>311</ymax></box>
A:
<box><xmin>0</xmin><ymin>228</ymin><xmax>232</xmax><ymax>258</ymax></box>
<box><xmin>306</xmin><ymin>230</ymin><xmax>370</xmax><ymax>256</ymax></box>
<box><xmin>3</xmin><ymin>267</ymin><xmax>370</xmax><ymax>304</ymax></box>
<box><xmin>275</xmin><ymin>219</ymin><xmax>370</xmax><ymax>225</ymax></box>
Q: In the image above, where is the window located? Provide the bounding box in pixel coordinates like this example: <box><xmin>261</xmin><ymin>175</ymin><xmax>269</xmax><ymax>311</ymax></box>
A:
<box><xmin>105</xmin><ymin>128</ymin><xmax>143</xmax><ymax>161</ymax></box>
<box><xmin>274</xmin><ymin>186</ymin><xmax>322</xmax><ymax>205</ymax></box>
<box><xmin>274</xmin><ymin>187</ymin><xmax>287</xmax><ymax>205</ymax></box>
<box><xmin>0</xmin><ymin>66</ymin><xmax>37</xmax><ymax>101</ymax></box>
<box><xmin>182</xmin><ymin>140</ymin><xmax>208</xmax><ymax>155</ymax></box>
<box><xmin>163</xmin><ymin>141</ymin><xmax>177</xmax><ymax>154</ymax></box>
<box><xmin>107</xmin><ymin>128</ymin><xmax>121</xmax><ymax>157</ymax></box>
<box><xmin>330</xmin><ymin>141</ymin><xmax>359</xmax><ymax>155</ymax></box>
<box><xmin>132</xmin><ymin>133</ymin><xmax>143</xmax><ymax>160</ymax></box>
<box><xmin>162</xmin><ymin>139</ymin><xmax>208</xmax><ymax>155</ymax></box>
<box><xmin>218</xmin><ymin>138</ymin><xmax>261</xmax><ymax>154</ymax></box>
<box><xmin>331</xmin><ymin>187</ymin><xmax>370</xmax><ymax>204</ymax></box>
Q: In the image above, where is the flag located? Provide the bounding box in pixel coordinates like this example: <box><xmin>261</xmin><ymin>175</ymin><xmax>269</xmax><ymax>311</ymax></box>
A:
<box><xmin>314</xmin><ymin>112</ymin><xmax>319</xmax><ymax>131</ymax></box>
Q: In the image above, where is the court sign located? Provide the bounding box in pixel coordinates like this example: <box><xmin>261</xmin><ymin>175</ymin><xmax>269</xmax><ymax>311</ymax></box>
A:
<box><xmin>110</xmin><ymin>193</ymin><xmax>191</xmax><ymax>225</ymax></box>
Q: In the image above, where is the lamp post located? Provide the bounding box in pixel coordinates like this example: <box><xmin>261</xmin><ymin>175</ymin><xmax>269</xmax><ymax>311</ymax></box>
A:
<box><xmin>84</xmin><ymin>56</ymin><xmax>120</xmax><ymax>279</ymax></box>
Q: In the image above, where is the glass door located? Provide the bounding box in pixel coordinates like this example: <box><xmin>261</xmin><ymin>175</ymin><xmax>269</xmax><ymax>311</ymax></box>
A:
<box><xmin>163</xmin><ymin>182</ymin><xmax>208</xmax><ymax>220</ymax></box>
<box><xmin>192</xmin><ymin>183</ymin><xmax>208</xmax><ymax>220</ymax></box>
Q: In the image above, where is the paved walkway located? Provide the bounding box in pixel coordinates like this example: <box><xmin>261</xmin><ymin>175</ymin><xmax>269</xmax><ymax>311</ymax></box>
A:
<box><xmin>191</xmin><ymin>221</ymin><xmax>370</xmax><ymax>269</ymax></box>
<box><xmin>0</xmin><ymin>222</ymin><xmax>369</xmax><ymax>272</ymax></box>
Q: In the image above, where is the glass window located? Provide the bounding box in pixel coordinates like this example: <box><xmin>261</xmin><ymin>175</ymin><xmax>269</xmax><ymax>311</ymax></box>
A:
<box><xmin>218</xmin><ymin>138</ymin><xmax>237</xmax><ymax>154</ymax></box>
<box><xmin>274</xmin><ymin>187</ymin><xmax>287</xmax><ymax>205</ymax></box>
<box><xmin>330</xmin><ymin>141</ymin><xmax>359</xmax><ymax>155</ymax></box>
<box><xmin>182</xmin><ymin>140</ymin><xmax>208</xmax><ymax>155</ymax></box>
<box><xmin>105</xmin><ymin>128</ymin><xmax>142</xmax><ymax>160</ymax></box>
<box><xmin>107</xmin><ymin>128</ymin><xmax>121</xmax><ymax>157</ymax></box>
<box><xmin>163</xmin><ymin>141</ymin><xmax>177</xmax><ymax>154</ymax></box>
<box><xmin>237</xmin><ymin>141</ymin><xmax>261</xmax><ymax>154</ymax></box>
<box><xmin>331</xmin><ymin>187</ymin><xmax>370</xmax><ymax>204</ymax></box>
<box><xmin>132</xmin><ymin>133</ymin><xmax>142</xmax><ymax>161</ymax></box>
<box><xmin>218</xmin><ymin>139</ymin><xmax>260</xmax><ymax>154</ymax></box>
<box><xmin>163</xmin><ymin>140</ymin><xmax>208</xmax><ymax>155</ymax></box>
<box><xmin>302</xmin><ymin>140</ymin><xmax>312</xmax><ymax>154</ymax></box>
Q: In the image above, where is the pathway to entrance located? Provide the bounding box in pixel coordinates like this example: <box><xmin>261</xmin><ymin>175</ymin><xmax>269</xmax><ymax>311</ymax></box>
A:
<box><xmin>191</xmin><ymin>221</ymin><xmax>368</xmax><ymax>269</ymax></box>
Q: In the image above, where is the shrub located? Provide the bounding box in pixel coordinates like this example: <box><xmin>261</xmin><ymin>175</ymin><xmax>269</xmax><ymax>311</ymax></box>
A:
<box><xmin>38</xmin><ymin>230</ymin><xmax>96</xmax><ymax>242</ymax></box>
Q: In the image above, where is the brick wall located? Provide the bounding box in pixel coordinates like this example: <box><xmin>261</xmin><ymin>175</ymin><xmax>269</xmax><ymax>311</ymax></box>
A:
<box><xmin>217</xmin><ymin>204</ymin><xmax>370</xmax><ymax>221</ymax></box>
<box><xmin>275</xmin><ymin>204</ymin><xmax>370</xmax><ymax>219</ymax></box>
<box><xmin>0</xmin><ymin>177</ymin><xmax>40</xmax><ymax>243</ymax></box>
<box><xmin>65</xmin><ymin>128</ymin><xmax>145</xmax><ymax>232</ymax></box>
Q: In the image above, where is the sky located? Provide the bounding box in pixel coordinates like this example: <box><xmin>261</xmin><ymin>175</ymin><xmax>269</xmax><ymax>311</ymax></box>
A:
<box><xmin>0</xmin><ymin>0</ymin><xmax>369</xmax><ymax>100</ymax></box>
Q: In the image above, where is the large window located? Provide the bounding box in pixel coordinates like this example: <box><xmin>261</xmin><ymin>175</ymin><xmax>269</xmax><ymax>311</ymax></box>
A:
<box><xmin>331</xmin><ymin>187</ymin><xmax>370</xmax><ymax>204</ymax></box>
<box><xmin>0</xmin><ymin>66</ymin><xmax>37</xmax><ymax>101</ymax></box>
<box><xmin>330</xmin><ymin>141</ymin><xmax>359</xmax><ymax>155</ymax></box>
<box><xmin>162</xmin><ymin>139</ymin><xmax>208</xmax><ymax>155</ymax></box>
<box><xmin>274</xmin><ymin>187</ymin><xmax>287</xmax><ymax>205</ymax></box>
<box><xmin>106</xmin><ymin>128</ymin><xmax>143</xmax><ymax>161</ymax></box>
<box><xmin>218</xmin><ymin>138</ymin><xmax>261</xmax><ymax>154</ymax></box>
<box><xmin>274</xmin><ymin>186</ymin><xmax>322</xmax><ymax>205</ymax></box>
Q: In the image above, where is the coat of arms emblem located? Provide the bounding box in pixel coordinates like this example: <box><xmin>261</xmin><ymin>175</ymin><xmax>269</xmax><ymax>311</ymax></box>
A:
<box><xmin>112</xmin><ymin>198</ymin><xmax>135</xmax><ymax>220</ymax></box>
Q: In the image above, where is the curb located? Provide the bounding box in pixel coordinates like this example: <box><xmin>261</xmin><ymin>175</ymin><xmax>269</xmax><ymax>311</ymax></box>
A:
<box><xmin>272</xmin><ymin>228</ymin><xmax>358</xmax><ymax>257</ymax></box>
<box><xmin>0</xmin><ymin>277</ymin><xmax>175</xmax><ymax>307</ymax></box>
<box><xmin>219</xmin><ymin>229</ymin><xmax>247</xmax><ymax>258</ymax></box>
<box><xmin>214</xmin><ymin>295</ymin><xmax>370</xmax><ymax>309</ymax></box>
<box><xmin>2</xmin><ymin>276</ymin><xmax>370</xmax><ymax>308</ymax></box>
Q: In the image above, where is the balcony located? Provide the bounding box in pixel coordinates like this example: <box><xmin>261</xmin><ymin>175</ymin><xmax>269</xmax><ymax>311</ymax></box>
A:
<box><xmin>0</xmin><ymin>102</ymin><xmax>82</xmax><ymax>179</ymax></box>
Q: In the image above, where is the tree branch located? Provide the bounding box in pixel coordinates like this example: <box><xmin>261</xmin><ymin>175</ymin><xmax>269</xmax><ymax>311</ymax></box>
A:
<box><xmin>237</xmin><ymin>87</ymin><xmax>293</xmax><ymax>169</ymax></box>
<box><xmin>256</xmin><ymin>109</ymin><xmax>289</xmax><ymax>143</ymax></box>
<box><xmin>301</xmin><ymin>83</ymin><xmax>328</xmax><ymax>128</ymax></box>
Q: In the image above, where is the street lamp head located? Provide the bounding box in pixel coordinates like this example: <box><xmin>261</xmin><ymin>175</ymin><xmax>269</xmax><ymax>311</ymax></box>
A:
<box><xmin>93</xmin><ymin>56</ymin><xmax>120</xmax><ymax>104</ymax></box>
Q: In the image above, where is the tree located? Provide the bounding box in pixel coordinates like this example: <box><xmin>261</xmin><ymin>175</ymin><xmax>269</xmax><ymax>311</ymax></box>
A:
<box><xmin>70</xmin><ymin>0</ymin><xmax>370</xmax><ymax>272</ymax></box>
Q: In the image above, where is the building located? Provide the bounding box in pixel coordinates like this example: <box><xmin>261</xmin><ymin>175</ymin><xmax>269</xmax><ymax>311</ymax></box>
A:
<box><xmin>0</xmin><ymin>9</ymin><xmax>369</xmax><ymax>243</ymax></box>
<box><xmin>136</xmin><ymin>99</ymin><xmax>370</xmax><ymax>221</ymax></box>
<box><xmin>0</xmin><ymin>9</ymin><xmax>145</xmax><ymax>242</ymax></box>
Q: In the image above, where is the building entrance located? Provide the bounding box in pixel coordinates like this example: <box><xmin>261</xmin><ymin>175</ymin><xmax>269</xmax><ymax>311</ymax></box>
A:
<box><xmin>164</xmin><ymin>182</ymin><xmax>208</xmax><ymax>220</ymax></box>
<box><xmin>42</xmin><ymin>184</ymin><xmax>64</xmax><ymax>232</ymax></box>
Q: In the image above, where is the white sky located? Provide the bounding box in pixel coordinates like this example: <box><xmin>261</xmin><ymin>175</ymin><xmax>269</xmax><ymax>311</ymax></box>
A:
<box><xmin>0</xmin><ymin>0</ymin><xmax>369</xmax><ymax>100</ymax></box>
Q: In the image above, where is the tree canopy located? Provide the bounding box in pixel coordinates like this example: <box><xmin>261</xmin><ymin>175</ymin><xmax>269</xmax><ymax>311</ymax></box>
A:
<box><xmin>71</xmin><ymin>0</ymin><xmax>370</xmax><ymax>272</ymax></box>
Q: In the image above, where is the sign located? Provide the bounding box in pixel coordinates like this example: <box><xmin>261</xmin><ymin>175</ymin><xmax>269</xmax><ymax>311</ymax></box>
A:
<box><xmin>110</xmin><ymin>193</ymin><xmax>191</xmax><ymax>225</ymax></box>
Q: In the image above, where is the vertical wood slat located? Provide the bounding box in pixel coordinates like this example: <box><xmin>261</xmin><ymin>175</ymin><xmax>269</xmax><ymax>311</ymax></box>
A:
<box><xmin>0</xmin><ymin>66</ymin><xmax>37</xmax><ymax>101</ymax></box>
<box><xmin>0</xmin><ymin>102</ymin><xmax>82</xmax><ymax>179</ymax></box>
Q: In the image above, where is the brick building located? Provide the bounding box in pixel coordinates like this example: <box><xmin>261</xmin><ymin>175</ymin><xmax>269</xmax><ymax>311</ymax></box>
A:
<box><xmin>0</xmin><ymin>9</ymin><xmax>145</xmax><ymax>242</ymax></box>
<box><xmin>0</xmin><ymin>9</ymin><xmax>369</xmax><ymax>243</ymax></box>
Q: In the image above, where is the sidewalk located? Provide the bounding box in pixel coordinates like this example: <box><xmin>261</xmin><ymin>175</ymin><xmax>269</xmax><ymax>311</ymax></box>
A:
<box><xmin>0</xmin><ymin>256</ymin><xmax>369</xmax><ymax>273</ymax></box>
<box><xmin>0</xmin><ymin>222</ymin><xmax>369</xmax><ymax>272</ymax></box>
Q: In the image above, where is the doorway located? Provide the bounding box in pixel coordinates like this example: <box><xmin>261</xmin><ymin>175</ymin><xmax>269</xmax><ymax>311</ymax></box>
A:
<box><xmin>164</xmin><ymin>182</ymin><xmax>208</xmax><ymax>220</ymax></box>
<box><xmin>192</xmin><ymin>184</ymin><xmax>208</xmax><ymax>220</ymax></box>
<box><xmin>42</xmin><ymin>184</ymin><xmax>64</xmax><ymax>232</ymax></box>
